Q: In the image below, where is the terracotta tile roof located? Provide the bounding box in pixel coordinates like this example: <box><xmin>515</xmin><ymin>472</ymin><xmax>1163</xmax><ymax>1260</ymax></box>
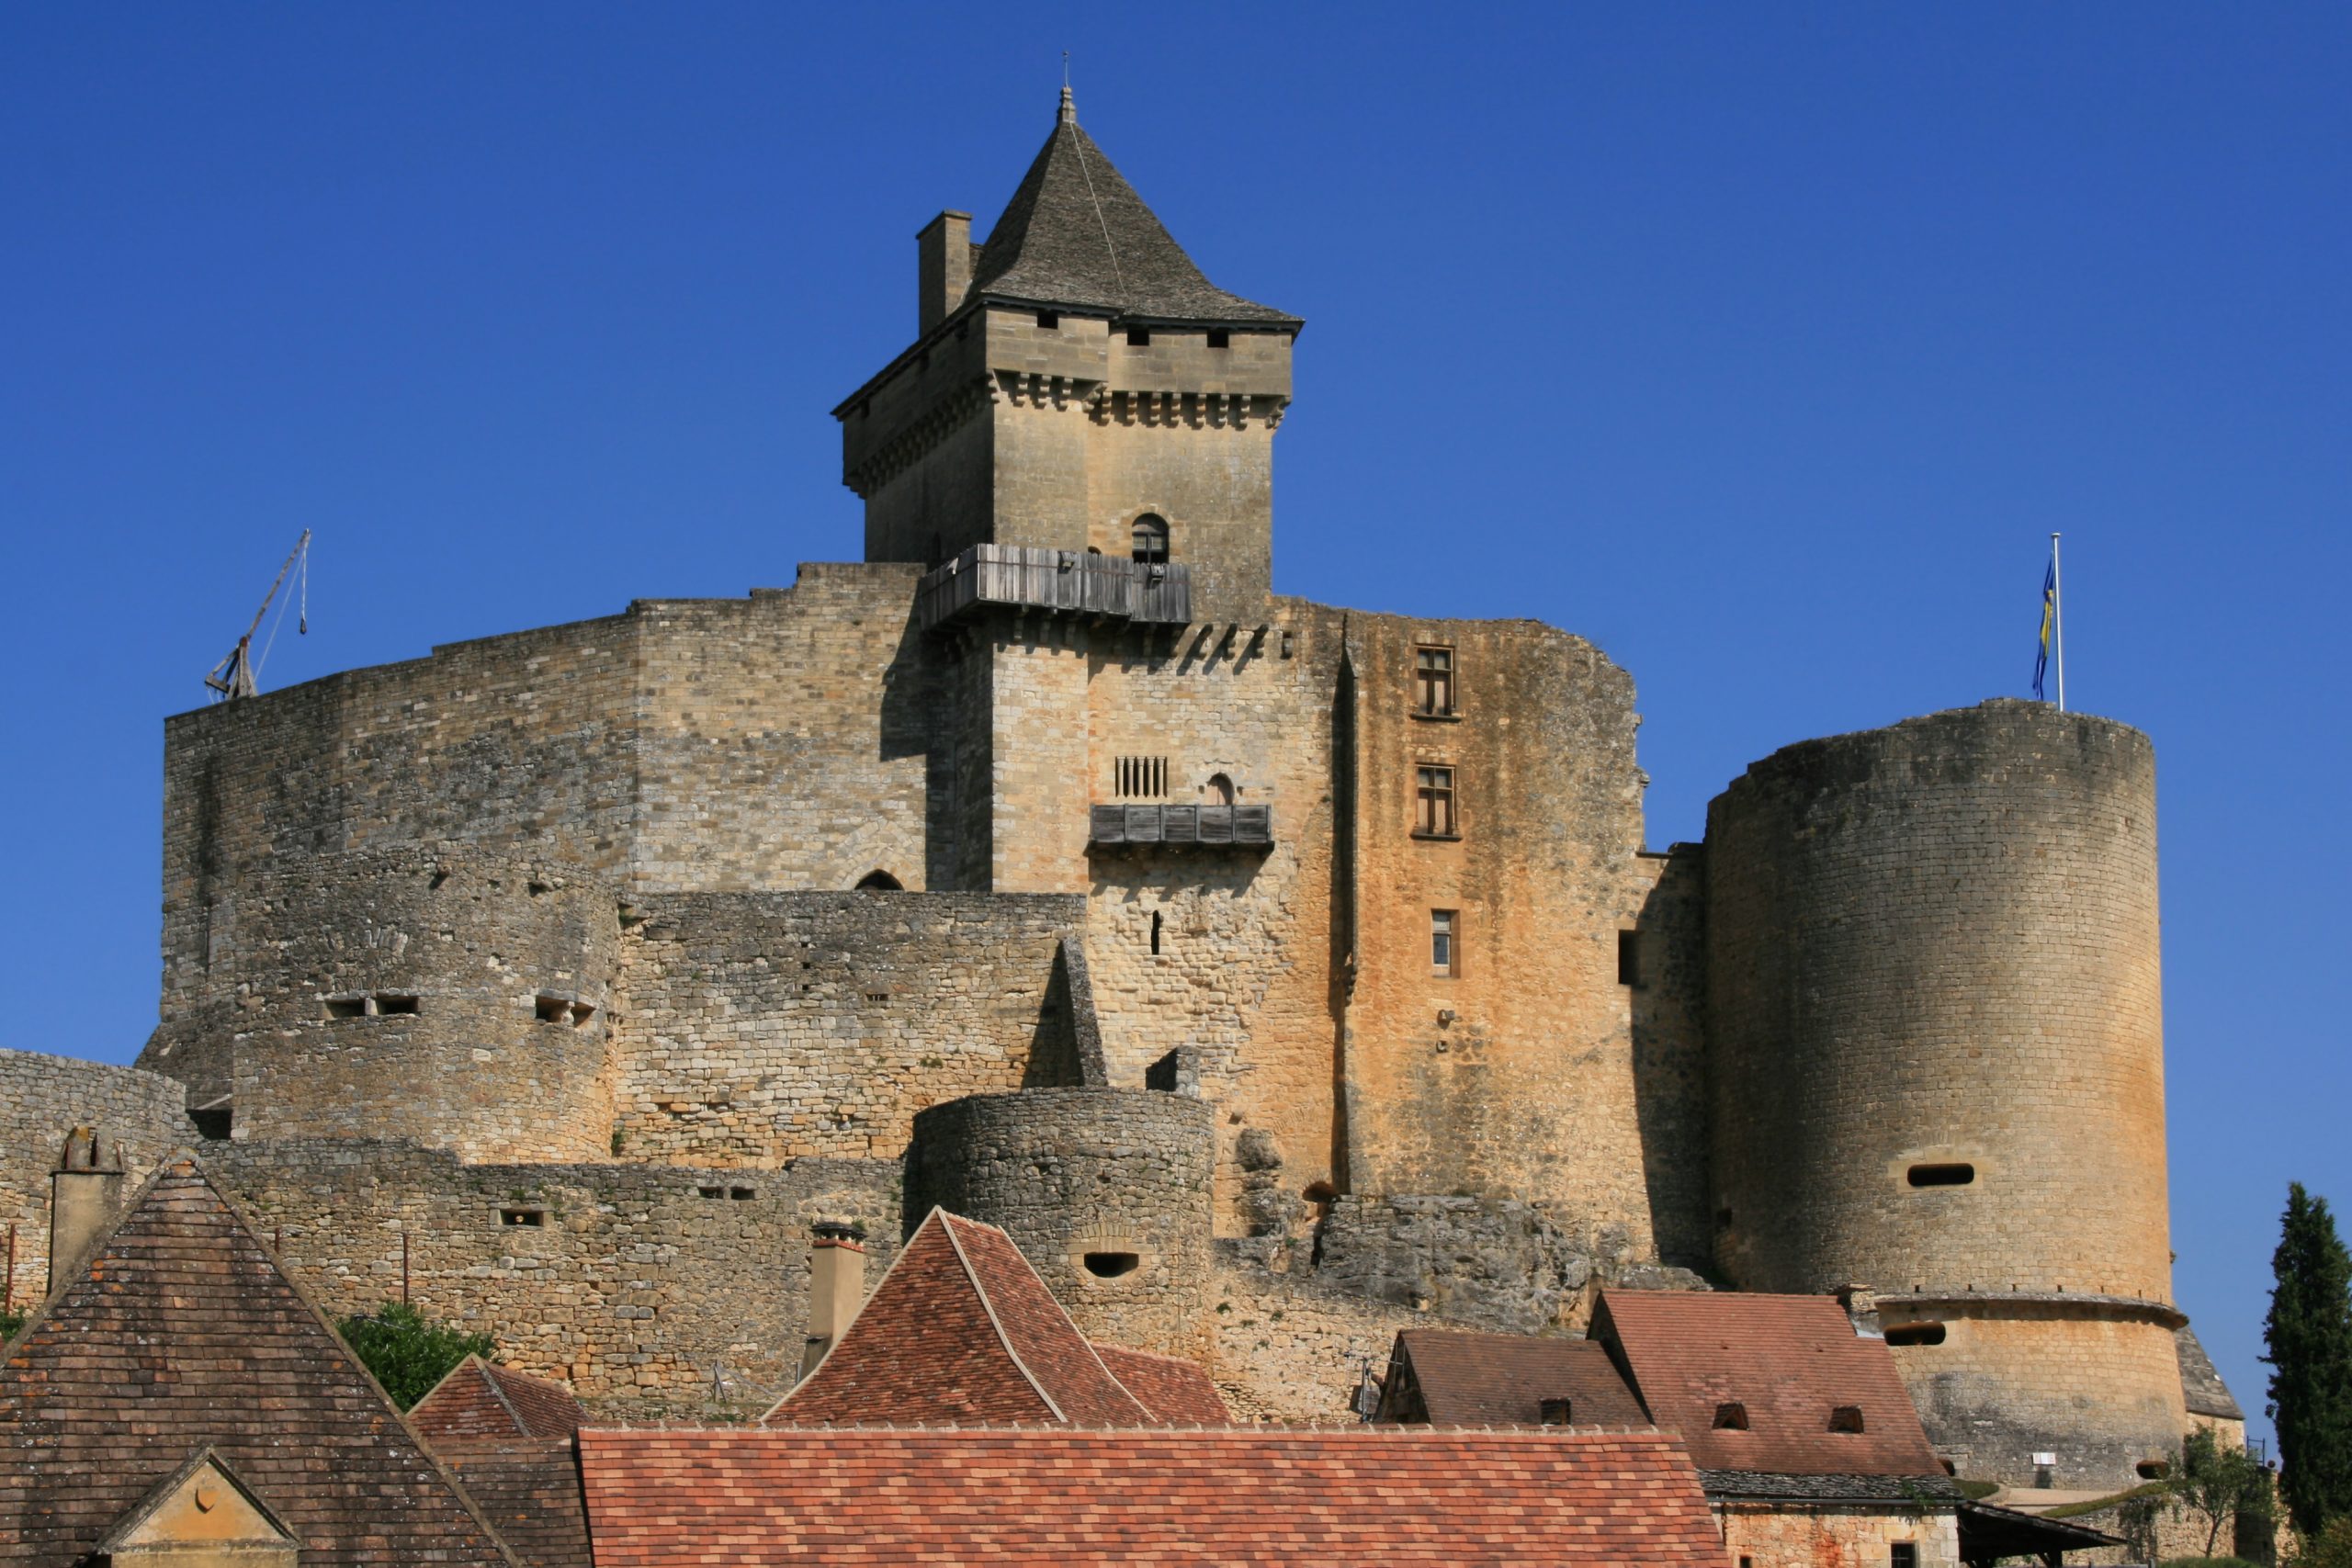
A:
<box><xmin>0</xmin><ymin>1157</ymin><xmax>515</xmax><ymax>1566</ymax></box>
<box><xmin>579</xmin><ymin>1426</ymin><xmax>1726</xmax><ymax>1566</ymax></box>
<box><xmin>764</xmin><ymin>1208</ymin><xmax>1150</xmax><ymax>1427</ymax></box>
<box><xmin>1593</xmin><ymin>1289</ymin><xmax>1945</xmax><ymax>1478</ymax></box>
<box><xmin>966</xmin><ymin>101</ymin><xmax>1299</xmax><ymax>327</ymax></box>
<box><xmin>412</xmin><ymin>1356</ymin><xmax>588</xmax><ymax>1443</ymax></box>
<box><xmin>1090</xmin><ymin>1342</ymin><xmax>1231</xmax><ymax>1425</ymax></box>
<box><xmin>1378</xmin><ymin>1328</ymin><xmax>1654</xmax><ymax>1428</ymax></box>
<box><xmin>436</xmin><ymin>1438</ymin><xmax>591</xmax><ymax>1568</ymax></box>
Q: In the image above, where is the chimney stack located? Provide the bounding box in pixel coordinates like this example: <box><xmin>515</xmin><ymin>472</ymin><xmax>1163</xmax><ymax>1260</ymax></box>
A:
<box><xmin>50</xmin><ymin>1126</ymin><xmax>125</xmax><ymax>1295</ymax></box>
<box><xmin>916</xmin><ymin>211</ymin><xmax>973</xmax><ymax>337</ymax></box>
<box><xmin>801</xmin><ymin>1219</ymin><xmax>868</xmax><ymax>1379</ymax></box>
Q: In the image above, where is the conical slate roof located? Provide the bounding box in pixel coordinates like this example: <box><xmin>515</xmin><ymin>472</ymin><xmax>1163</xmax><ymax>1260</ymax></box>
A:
<box><xmin>965</xmin><ymin>90</ymin><xmax>1298</xmax><ymax>328</ymax></box>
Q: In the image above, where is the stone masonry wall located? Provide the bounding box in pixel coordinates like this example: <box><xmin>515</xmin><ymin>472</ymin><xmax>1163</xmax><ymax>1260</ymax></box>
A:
<box><xmin>1887</xmin><ymin>1301</ymin><xmax>2189</xmax><ymax>1490</ymax></box>
<box><xmin>1340</xmin><ymin>613</ymin><xmax>1656</xmax><ymax>1247</ymax></box>
<box><xmin>1630</xmin><ymin>845</ymin><xmax>1712</xmax><ymax>1271</ymax></box>
<box><xmin>0</xmin><ymin>1050</ymin><xmax>190</xmax><ymax>1310</ymax></box>
<box><xmin>610</xmin><ymin>891</ymin><xmax>1085</xmax><ymax>1166</ymax></box>
<box><xmin>1077</xmin><ymin>602</ymin><xmax>1348</xmax><ymax>1240</ymax></box>
<box><xmin>1716</xmin><ymin>1503</ymin><xmax>1961</xmax><ymax>1568</ymax></box>
<box><xmin>905</xmin><ymin>1089</ymin><xmax>1214</xmax><ymax>1357</ymax></box>
<box><xmin>142</xmin><ymin>849</ymin><xmax>619</xmax><ymax>1162</ymax></box>
<box><xmin>205</xmin><ymin>1139</ymin><xmax>902</xmax><ymax>1414</ymax></box>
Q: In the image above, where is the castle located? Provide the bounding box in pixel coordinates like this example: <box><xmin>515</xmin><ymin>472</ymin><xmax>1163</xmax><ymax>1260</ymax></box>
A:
<box><xmin>0</xmin><ymin>89</ymin><xmax>2230</xmax><ymax>1491</ymax></box>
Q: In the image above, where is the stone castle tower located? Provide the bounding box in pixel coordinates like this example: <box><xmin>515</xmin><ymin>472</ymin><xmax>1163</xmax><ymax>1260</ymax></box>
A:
<box><xmin>0</xmin><ymin>90</ymin><xmax>2231</xmax><ymax>1485</ymax></box>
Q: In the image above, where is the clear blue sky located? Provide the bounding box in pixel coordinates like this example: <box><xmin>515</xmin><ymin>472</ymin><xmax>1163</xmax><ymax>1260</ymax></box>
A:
<box><xmin>4</xmin><ymin>5</ymin><xmax>2345</xmax><ymax>1449</ymax></box>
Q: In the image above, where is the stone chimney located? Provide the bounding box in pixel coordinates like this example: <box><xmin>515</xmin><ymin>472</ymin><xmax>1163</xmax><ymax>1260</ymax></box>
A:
<box><xmin>800</xmin><ymin>1219</ymin><xmax>868</xmax><ymax>1379</ymax></box>
<box><xmin>916</xmin><ymin>211</ymin><xmax>973</xmax><ymax>336</ymax></box>
<box><xmin>50</xmin><ymin>1126</ymin><xmax>126</xmax><ymax>1294</ymax></box>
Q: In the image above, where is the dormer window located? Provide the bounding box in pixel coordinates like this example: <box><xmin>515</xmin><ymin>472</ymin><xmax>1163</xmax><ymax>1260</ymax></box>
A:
<box><xmin>1829</xmin><ymin>1405</ymin><xmax>1866</xmax><ymax>1433</ymax></box>
<box><xmin>1713</xmin><ymin>1402</ymin><xmax>1749</xmax><ymax>1430</ymax></box>
<box><xmin>1131</xmin><ymin>514</ymin><xmax>1170</xmax><ymax>565</ymax></box>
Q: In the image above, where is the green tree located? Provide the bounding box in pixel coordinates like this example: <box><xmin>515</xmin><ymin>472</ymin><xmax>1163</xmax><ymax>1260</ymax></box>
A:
<box><xmin>336</xmin><ymin>1301</ymin><xmax>494</xmax><ymax>1410</ymax></box>
<box><xmin>2172</xmin><ymin>1426</ymin><xmax>2278</xmax><ymax>1559</ymax></box>
<box><xmin>2267</xmin><ymin>1184</ymin><xmax>2352</xmax><ymax>1537</ymax></box>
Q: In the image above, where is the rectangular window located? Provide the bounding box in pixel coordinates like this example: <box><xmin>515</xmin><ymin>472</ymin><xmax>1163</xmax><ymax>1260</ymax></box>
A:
<box><xmin>1890</xmin><ymin>1545</ymin><xmax>1917</xmax><ymax>1568</ymax></box>
<box><xmin>1415</xmin><ymin>766</ymin><xmax>1456</xmax><ymax>837</ymax></box>
<box><xmin>1617</xmin><ymin>931</ymin><xmax>1642</xmax><ymax>987</ymax></box>
<box><xmin>1414</xmin><ymin>646</ymin><xmax>1455</xmax><ymax>716</ymax></box>
<box><xmin>1206</xmin><ymin>329</ymin><xmax>1230</xmax><ymax>349</ymax></box>
<box><xmin>1126</xmin><ymin>327</ymin><xmax>1151</xmax><ymax>346</ymax></box>
<box><xmin>1431</xmin><ymin>909</ymin><xmax>1457</xmax><ymax>976</ymax></box>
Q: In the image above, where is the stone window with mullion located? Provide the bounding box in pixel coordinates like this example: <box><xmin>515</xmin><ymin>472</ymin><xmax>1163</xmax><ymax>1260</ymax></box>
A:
<box><xmin>1414</xmin><ymin>764</ymin><xmax>1458</xmax><ymax>839</ymax></box>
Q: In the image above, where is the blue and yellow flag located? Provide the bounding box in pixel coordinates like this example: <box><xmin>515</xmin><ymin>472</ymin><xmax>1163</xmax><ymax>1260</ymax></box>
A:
<box><xmin>2031</xmin><ymin>557</ymin><xmax>2055</xmax><ymax>700</ymax></box>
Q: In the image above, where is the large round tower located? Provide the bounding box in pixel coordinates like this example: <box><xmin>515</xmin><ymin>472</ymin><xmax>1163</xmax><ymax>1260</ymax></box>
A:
<box><xmin>1705</xmin><ymin>699</ymin><xmax>2182</xmax><ymax>1488</ymax></box>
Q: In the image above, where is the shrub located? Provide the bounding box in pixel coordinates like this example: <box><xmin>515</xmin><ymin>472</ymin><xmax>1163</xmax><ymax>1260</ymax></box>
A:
<box><xmin>335</xmin><ymin>1301</ymin><xmax>494</xmax><ymax>1410</ymax></box>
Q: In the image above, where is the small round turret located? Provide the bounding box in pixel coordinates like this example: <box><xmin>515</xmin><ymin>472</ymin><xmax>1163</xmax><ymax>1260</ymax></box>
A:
<box><xmin>906</xmin><ymin>1088</ymin><xmax>1214</xmax><ymax>1355</ymax></box>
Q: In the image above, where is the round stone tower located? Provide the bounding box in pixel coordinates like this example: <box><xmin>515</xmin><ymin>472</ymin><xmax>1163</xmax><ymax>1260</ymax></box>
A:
<box><xmin>1705</xmin><ymin>700</ymin><xmax>2182</xmax><ymax>1488</ymax></box>
<box><xmin>906</xmin><ymin>1088</ymin><xmax>1215</xmax><ymax>1356</ymax></box>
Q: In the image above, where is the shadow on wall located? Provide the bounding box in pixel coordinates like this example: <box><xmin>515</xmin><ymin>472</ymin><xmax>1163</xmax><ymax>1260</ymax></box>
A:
<box><xmin>1630</xmin><ymin>848</ymin><xmax>1713</xmax><ymax>1275</ymax></box>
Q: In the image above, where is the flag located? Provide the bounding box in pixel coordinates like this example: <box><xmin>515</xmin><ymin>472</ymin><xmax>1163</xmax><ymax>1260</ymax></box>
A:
<box><xmin>2031</xmin><ymin>556</ymin><xmax>2055</xmax><ymax>700</ymax></box>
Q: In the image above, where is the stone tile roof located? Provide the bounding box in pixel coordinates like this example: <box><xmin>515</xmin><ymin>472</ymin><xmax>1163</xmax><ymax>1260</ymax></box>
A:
<box><xmin>1090</xmin><ymin>1342</ymin><xmax>1231</xmax><ymax>1425</ymax></box>
<box><xmin>412</xmin><ymin>1356</ymin><xmax>588</xmax><ymax>1443</ymax></box>
<box><xmin>0</xmin><ymin>1157</ymin><xmax>515</xmax><ymax>1566</ymax></box>
<box><xmin>1700</xmin><ymin>1468</ymin><xmax>1963</xmax><ymax>1502</ymax></box>
<box><xmin>578</xmin><ymin>1426</ymin><xmax>1726</xmax><ymax>1566</ymax></box>
<box><xmin>763</xmin><ymin>1207</ymin><xmax>1151</xmax><ymax>1427</ymax></box>
<box><xmin>1380</xmin><ymin>1327</ymin><xmax>1654</xmax><ymax>1428</ymax></box>
<box><xmin>2177</xmin><ymin>1325</ymin><xmax>2245</xmax><ymax>1420</ymax></box>
<box><xmin>1593</xmin><ymin>1288</ymin><xmax>1947</xmax><ymax>1479</ymax></box>
<box><xmin>965</xmin><ymin>94</ymin><xmax>1299</xmax><ymax>328</ymax></box>
<box><xmin>436</xmin><ymin>1438</ymin><xmax>591</xmax><ymax>1568</ymax></box>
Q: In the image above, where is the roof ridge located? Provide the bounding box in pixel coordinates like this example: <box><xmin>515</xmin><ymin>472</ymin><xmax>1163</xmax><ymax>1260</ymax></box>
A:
<box><xmin>938</xmin><ymin>1211</ymin><xmax>1069</xmax><ymax>1425</ymax></box>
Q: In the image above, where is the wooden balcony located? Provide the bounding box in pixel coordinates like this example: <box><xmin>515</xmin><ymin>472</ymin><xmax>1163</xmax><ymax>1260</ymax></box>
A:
<box><xmin>1088</xmin><ymin>804</ymin><xmax>1272</xmax><ymax>850</ymax></box>
<box><xmin>916</xmin><ymin>545</ymin><xmax>1192</xmax><ymax>632</ymax></box>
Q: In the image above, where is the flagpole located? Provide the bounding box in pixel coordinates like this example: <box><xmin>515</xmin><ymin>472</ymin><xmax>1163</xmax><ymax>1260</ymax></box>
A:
<box><xmin>2051</xmin><ymin>532</ymin><xmax>2064</xmax><ymax>713</ymax></box>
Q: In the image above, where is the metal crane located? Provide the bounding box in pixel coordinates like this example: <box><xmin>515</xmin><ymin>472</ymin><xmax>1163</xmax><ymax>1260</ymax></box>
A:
<box><xmin>204</xmin><ymin>530</ymin><xmax>311</xmax><ymax>701</ymax></box>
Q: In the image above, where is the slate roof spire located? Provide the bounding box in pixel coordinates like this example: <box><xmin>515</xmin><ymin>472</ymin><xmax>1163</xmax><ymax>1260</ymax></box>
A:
<box><xmin>962</xmin><ymin>91</ymin><xmax>1298</xmax><ymax>328</ymax></box>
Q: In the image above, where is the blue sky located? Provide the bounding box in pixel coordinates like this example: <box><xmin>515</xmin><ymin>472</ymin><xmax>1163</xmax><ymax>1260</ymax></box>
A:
<box><xmin>4</xmin><ymin>5</ymin><xmax>2345</xmax><ymax>1448</ymax></box>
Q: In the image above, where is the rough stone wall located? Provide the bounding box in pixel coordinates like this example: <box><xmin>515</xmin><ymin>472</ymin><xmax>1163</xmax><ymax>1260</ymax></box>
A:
<box><xmin>160</xmin><ymin>613</ymin><xmax>643</xmax><ymax>1024</ymax></box>
<box><xmin>1077</xmin><ymin>602</ymin><xmax>1348</xmax><ymax>1238</ymax></box>
<box><xmin>628</xmin><ymin>569</ymin><xmax>933</xmax><ymax>894</ymax></box>
<box><xmin>1888</xmin><ymin>1302</ymin><xmax>2189</xmax><ymax>1490</ymax></box>
<box><xmin>1310</xmin><ymin>1194</ymin><xmax>1705</xmax><ymax>1337</ymax></box>
<box><xmin>142</xmin><ymin>850</ymin><xmax>620</xmax><ymax>1162</ymax></box>
<box><xmin>984</xmin><ymin>630</ymin><xmax>1092</xmax><ymax>893</ymax></box>
<box><xmin>205</xmin><ymin>1139</ymin><xmax>901</xmax><ymax>1413</ymax></box>
<box><xmin>0</xmin><ymin>1050</ymin><xmax>190</xmax><ymax>1309</ymax></box>
<box><xmin>1204</xmin><ymin>1248</ymin><xmax>1431</xmax><ymax>1424</ymax></box>
<box><xmin>1705</xmin><ymin>701</ymin><xmax>2170</xmax><ymax>1305</ymax></box>
<box><xmin>1339</xmin><ymin>613</ymin><xmax>1654</xmax><ymax>1246</ymax></box>
<box><xmin>159</xmin><ymin>566</ymin><xmax>940</xmax><ymax>1014</ymax></box>
<box><xmin>1715</xmin><ymin>1503</ymin><xmax>1961</xmax><ymax>1568</ymax></box>
<box><xmin>905</xmin><ymin>1089</ymin><xmax>1214</xmax><ymax>1356</ymax></box>
<box><xmin>1630</xmin><ymin>845</ymin><xmax>1712</xmax><ymax>1270</ymax></box>
<box><xmin>610</xmin><ymin>891</ymin><xmax>1084</xmax><ymax>1166</ymax></box>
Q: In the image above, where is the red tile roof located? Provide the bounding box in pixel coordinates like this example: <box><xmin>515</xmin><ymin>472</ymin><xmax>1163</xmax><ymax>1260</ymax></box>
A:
<box><xmin>764</xmin><ymin>1208</ymin><xmax>1151</xmax><ymax>1427</ymax></box>
<box><xmin>1090</xmin><ymin>1342</ymin><xmax>1231</xmax><ymax>1425</ymax></box>
<box><xmin>0</xmin><ymin>1158</ymin><xmax>515</xmax><ymax>1566</ymax></box>
<box><xmin>1379</xmin><ymin>1328</ymin><xmax>1653</xmax><ymax>1427</ymax></box>
<box><xmin>579</xmin><ymin>1426</ymin><xmax>1727</xmax><ymax>1566</ymax></box>
<box><xmin>412</xmin><ymin>1356</ymin><xmax>587</xmax><ymax>1443</ymax></box>
<box><xmin>436</xmin><ymin>1438</ymin><xmax>591</xmax><ymax>1568</ymax></box>
<box><xmin>1593</xmin><ymin>1290</ymin><xmax>1945</xmax><ymax>1476</ymax></box>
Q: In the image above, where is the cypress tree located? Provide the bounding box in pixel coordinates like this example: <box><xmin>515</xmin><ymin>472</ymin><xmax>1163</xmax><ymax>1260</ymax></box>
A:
<box><xmin>2265</xmin><ymin>1182</ymin><xmax>2352</xmax><ymax>1536</ymax></box>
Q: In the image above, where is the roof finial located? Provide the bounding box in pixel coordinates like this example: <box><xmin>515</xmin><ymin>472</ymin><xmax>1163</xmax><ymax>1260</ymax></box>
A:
<box><xmin>1059</xmin><ymin>53</ymin><xmax>1076</xmax><ymax>125</ymax></box>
